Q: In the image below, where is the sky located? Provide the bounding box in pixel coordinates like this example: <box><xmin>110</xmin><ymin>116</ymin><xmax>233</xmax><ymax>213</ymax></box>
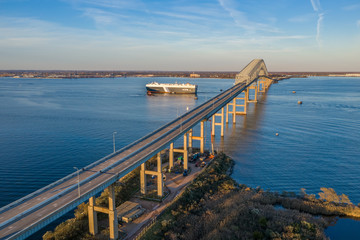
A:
<box><xmin>0</xmin><ymin>0</ymin><xmax>359</xmax><ymax>71</ymax></box>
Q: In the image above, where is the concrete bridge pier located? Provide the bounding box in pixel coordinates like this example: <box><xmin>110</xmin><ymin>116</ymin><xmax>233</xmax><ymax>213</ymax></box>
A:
<box><xmin>188</xmin><ymin>129</ymin><xmax>193</xmax><ymax>153</ymax></box>
<box><xmin>140</xmin><ymin>152</ymin><xmax>164</xmax><ymax>197</ymax></box>
<box><xmin>235</xmin><ymin>89</ymin><xmax>248</xmax><ymax>115</ymax></box>
<box><xmin>169</xmin><ymin>133</ymin><xmax>189</xmax><ymax>171</ymax></box>
<box><xmin>108</xmin><ymin>185</ymin><xmax>118</xmax><ymax>240</ymax></box>
<box><xmin>226</xmin><ymin>89</ymin><xmax>249</xmax><ymax>125</ymax></box>
<box><xmin>226</xmin><ymin>99</ymin><xmax>236</xmax><ymax>124</ymax></box>
<box><xmin>258</xmin><ymin>78</ymin><xmax>265</xmax><ymax>93</ymax></box>
<box><xmin>263</xmin><ymin>77</ymin><xmax>273</xmax><ymax>90</ymax></box>
<box><xmin>169</xmin><ymin>143</ymin><xmax>174</xmax><ymax>170</ymax></box>
<box><xmin>212</xmin><ymin>107</ymin><xmax>225</xmax><ymax>137</ymax></box>
<box><xmin>88</xmin><ymin>197</ymin><xmax>98</xmax><ymax>236</ymax></box>
<box><xmin>183</xmin><ymin>133</ymin><xmax>188</xmax><ymax>170</ymax></box>
<box><xmin>256</xmin><ymin>77</ymin><xmax>273</xmax><ymax>94</ymax></box>
<box><xmin>153</xmin><ymin>153</ymin><xmax>163</xmax><ymax>197</ymax></box>
<box><xmin>140</xmin><ymin>163</ymin><xmax>147</xmax><ymax>195</ymax></box>
<box><xmin>188</xmin><ymin>120</ymin><xmax>205</xmax><ymax>154</ymax></box>
<box><xmin>226</xmin><ymin>103</ymin><xmax>230</xmax><ymax>124</ymax></box>
<box><xmin>248</xmin><ymin>81</ymin><xmax>258</xmax><ymax>103</ymax></box>
<box><xmin>88</xmin><ymin>184</ymin><xmax>118</xmax><ymax>240</ymax></box>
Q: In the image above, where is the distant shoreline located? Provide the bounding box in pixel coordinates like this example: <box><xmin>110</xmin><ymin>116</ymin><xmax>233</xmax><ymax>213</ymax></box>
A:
<box><xmin>1</xmin><ymin>71</ymin><xmax>360</xmax><ymax>80</ymax></box>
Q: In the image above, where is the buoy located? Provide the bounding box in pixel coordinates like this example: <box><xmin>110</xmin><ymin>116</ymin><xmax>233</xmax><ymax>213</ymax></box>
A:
<box><xmin>292</xmin><ymin>91</ymin><xmax>296</xmax><ymax>93</ymax></box>
<box><xmin>276</xmin><ymin>133</ymin><xmax>279</xmax><ymax>136</ymax></box>
<box><xmin>298</xmin><ymin>101</ymin><xmax>303</xmax><ymax>104</ymax></box>
<box><xmin>194</xmin><ymin>96</ymin><xmax>198</xmax><ymax>100</ymax></box>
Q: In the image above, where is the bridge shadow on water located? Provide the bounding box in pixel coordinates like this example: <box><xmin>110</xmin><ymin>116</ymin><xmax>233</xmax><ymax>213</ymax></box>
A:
<box><xmin>209</xmin><ymin>91</ymin><xmax>272</xmax><ymax>186</ymax></box>
<box><xmin>216</xmin><ymin>92</ymin><xmax>269</xmax><ymax>157</ymax></box>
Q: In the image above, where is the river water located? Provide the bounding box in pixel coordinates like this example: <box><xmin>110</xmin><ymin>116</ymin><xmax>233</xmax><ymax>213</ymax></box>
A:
<box><xmin>0</xmin><ymin>76</ymin><xmax>359</xmax><ymax>238</ymax></box>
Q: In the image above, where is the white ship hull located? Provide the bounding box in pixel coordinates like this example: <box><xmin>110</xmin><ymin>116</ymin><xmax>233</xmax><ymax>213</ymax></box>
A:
<box><xmin>146</xmin><ymin>82</ymin><xmax>197</xmax><ymax>94</ymax></box>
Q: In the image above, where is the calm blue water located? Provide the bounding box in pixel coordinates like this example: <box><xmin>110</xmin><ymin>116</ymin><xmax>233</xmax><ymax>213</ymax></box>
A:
<box><xmin>222</xmin><ymin>77</ymin><xmax>360</xmax><ymax>203</ymax></box>
<box><xmin>0</xmin><ymin>76</ymin><xmax>359</xmax><ymax>239</ymax></box>
<box><xmin>0</xmin><ymin>77</ymin><xmax>232</xmax><ymax>207</ymax></box>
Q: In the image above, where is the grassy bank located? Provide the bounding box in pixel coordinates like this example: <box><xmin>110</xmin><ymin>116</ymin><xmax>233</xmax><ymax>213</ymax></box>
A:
<box><xmin>42</xmin><ymin>152</ymin><xmax>360</xmax><ymax>239</ymax></box>
<box><xmin>141</xmin><ymin>153</ymin><xmax>360</xmax><ymax>240</ymax></box>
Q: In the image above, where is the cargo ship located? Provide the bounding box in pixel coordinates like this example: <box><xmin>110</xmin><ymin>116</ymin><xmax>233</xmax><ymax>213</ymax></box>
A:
<box><xmin>146</xmin><ymin>82</ymin><xmax>198</xmax><ymax>94</ymax></box>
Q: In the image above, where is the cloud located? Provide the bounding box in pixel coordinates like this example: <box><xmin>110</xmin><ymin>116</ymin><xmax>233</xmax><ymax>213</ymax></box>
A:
<box><xmin>309</xmin><ymin>0</ymin><xmax>324</xmax><ymax>47</ymax></box>
<box><xmin>63</xmin><ymin>0</ymin><xmax>145</xmax><ymax>10</ymax></box>
<box><xmin>217</xmin><ymin>0</ymin><xmax>278</xmax><ymax>33</ymax></box>
<box><xmin>316</xmin><ymin>13</ymin><xmax>324</xmax><ymax>47</ymax></box>
<box><xmin>343</xmin><ymin>4</ymin><xmax>360</xmax><ymax>11</ymax></box>
<box><xmin>310</xmin><ymin>0</ymin><xmax>321</xmax><ymax>12</ymax></box>
<box><xmin>153</xmin><ymin>11</ymin><xmax>205</xmax><ymax>21</ymax></box>
<box><xmin>82</xmin><ymin>8</ymin><xmax>120</xmax><ymax>25</ymax></box>
<box><xmin>288</xmin><ymin>14</ymin><xmax>314</xmax><ymax>23</ymax></box>
<box><xmin>0</xmin><ymin>16</ymin><xmax>104</xmax><ymax>48</ymax></box>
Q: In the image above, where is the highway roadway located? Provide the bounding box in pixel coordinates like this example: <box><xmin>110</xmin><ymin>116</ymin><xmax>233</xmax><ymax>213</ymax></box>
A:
<box><xmin>0</xmin><ymin>80</ymin><xmax>250</xmax><ymax>240</ymax></box>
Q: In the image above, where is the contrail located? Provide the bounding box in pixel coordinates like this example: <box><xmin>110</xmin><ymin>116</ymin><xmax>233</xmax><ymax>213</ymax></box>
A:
<box><xmin>310</xmin><ymin>0</ymin><xmax>321</xmax><ymax>11</ymax></box>
<box><xmin>316</xmin><ymin>13</ymin><xmax>324</xmax><ymax>47</ymax></box>
<box><xmin>310</xmin><ymin>0</ymin><xmax>324</xmax><ymax>47</ymax></box>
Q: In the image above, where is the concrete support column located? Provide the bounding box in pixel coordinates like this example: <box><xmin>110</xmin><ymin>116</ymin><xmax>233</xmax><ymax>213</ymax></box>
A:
<box><xmin>243</xmin><ymin>95</ymin><xmax>247</xmax><ymax>114</ymax></box>
<box><xmin>88</xmin><ymin>196</ymin><xmax>98</xmax><ymax>236</ymax></box>
<box><xmin>183</xmin><ymin>133</ymin><xmax>188</xmax><ymax>171</ymax></box>
<box><xmin>188</xmin><ymin>120</ymin><xmax>205</xmax><ymax>154</ymax></box>
<box><xmin>232</xmin><ymin>98</ymin><xmax>236</xmax><ymax>123</ymax></box>
<box><xmin>248</xmin><ymin>83</ymin><xmax>258</xmax><ymax>103</ymax></box>
<box><xmin>235</xmin><ymin>92</ymin><xmax>248</xmax><ymax>115</ymax></box>
<box><xmin>259</xmin><ymin>79</ymin><xmax>266</xmax><ymax>93</ymax></box>
<box><xmin>226</xmin><ymin>104</ymin><xmax>229</xmax><ymax>124</ymax></box>
<box><xmin>188</xmin><ymin>129</ymin><xmax>193</xmax><ymax>153</ymax></box>
<box><xmin>200</xmin><ymin>120</ymin><xmax>204</xmax><ymax>153</ymax></box>
<box><xmin>212</xmin><ymin>108</ymin><xmax>225</xmax><ymax>137</ymax></box>
<box><xmin>140</xmin><ymin>163</ymin><xmax>146</xmax><ymax>195</ymax></box>
<box><xmin>219</xmin><ymin>108</ymin><xmax>224</xmax><ymax>137</ymax></box>
<box><xmin>157</xmin><ymin>153</ymin><xmax>163</xmax><ymax>197</ymax></box>
<box><xmin>211</xmin><ymin>115</ymin><xmax>215</xmax><ymax>136</ymax></box>
<box><xmin>258</xmin><ymin>79</ymin><xmax>262</xmax><ymax>92</ymax></box>
<box><xmin>254</xmin><ymin>83</ymin><xmax>258</xmax><ymax>102</ymax></box>
<box><xmin>108</xmin><ymin>184</ymin><xmax>118</xmax><ymax>240</ymax></box>
<box><xmin>169</xmin><ymin>143</ymin><xmax>174</xmax><ymax>170</ymax></box>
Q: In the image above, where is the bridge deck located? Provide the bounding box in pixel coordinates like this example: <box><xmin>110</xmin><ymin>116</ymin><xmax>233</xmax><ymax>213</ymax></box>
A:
<box><xmin>0</xmin><ymin>79</ymin><xmax>254</xmax><ymax>239</ymax></box>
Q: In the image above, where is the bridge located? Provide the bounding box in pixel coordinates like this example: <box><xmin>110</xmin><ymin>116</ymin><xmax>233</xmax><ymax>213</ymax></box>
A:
<box><xmin>0</xmin><ymin>59</ymin><xmax>272</xmax><ymax>240</ymax></box>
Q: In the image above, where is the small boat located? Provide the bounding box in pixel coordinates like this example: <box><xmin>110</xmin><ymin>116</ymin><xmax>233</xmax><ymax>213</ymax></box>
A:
<box><xmin>146</xmin><ymin>82</ymin><xmax>197</xmax><ymax>94</ymax></box>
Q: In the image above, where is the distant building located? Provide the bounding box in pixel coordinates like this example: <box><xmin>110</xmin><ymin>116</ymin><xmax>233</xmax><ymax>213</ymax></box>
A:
<box><xmin>328</xmin><ymin>73</ymin><xmax>360</xmax><ymax>77</ymax></box>
<box><xmin>346</xmin><ymin>73</ymin><xmax>360</xmax><ymax>77</ymax></box>
<box><xmin>190</xmin><ymin>73</ymin><xmax>200</xmax><ymax>78</ymax></box>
